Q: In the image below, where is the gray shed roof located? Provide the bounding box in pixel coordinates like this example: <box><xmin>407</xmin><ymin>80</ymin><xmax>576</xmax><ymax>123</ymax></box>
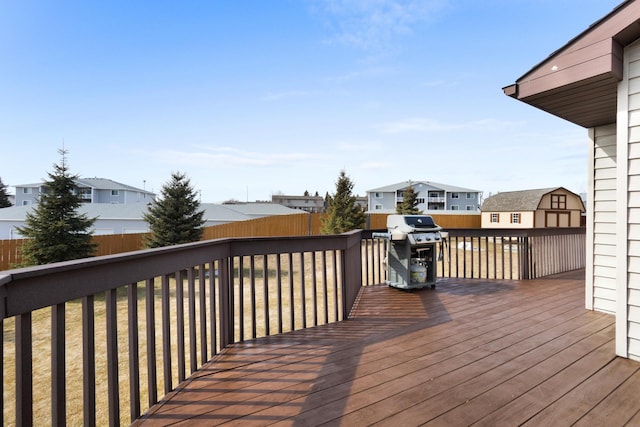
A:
<box><xmin>481</xmin><ymin>187</ymin><xmax>564</xmax><ymax>211</ymax></box>
<box><xmin>0</xmin><ymin>202</ymin><xmax>302</xmax><ymax>222</ymax></box>
<box><xmin>222</xmin><ymin>202</ymin><xmax>305</xmax><ymax>217</ymax></box>
<box><xmin>368</xmin><ymin>180</ymin><xmax>481</xmax><ymax>193</ymax></box>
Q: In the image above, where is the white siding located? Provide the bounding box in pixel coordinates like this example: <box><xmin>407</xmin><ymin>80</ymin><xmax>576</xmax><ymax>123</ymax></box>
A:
<box><xmin>614</xmin><ymin>41</ymin><xmax>640</xmax><ymax>361</ymax></box>
<box><xmin>588</xmin><ymin>124</ymin><xmax>617</xmax><ymax>313</ymax></box>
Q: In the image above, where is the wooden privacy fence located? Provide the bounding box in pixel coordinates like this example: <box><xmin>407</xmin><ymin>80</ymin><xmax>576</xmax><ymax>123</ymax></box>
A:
<box><xmin>0</xmin><ymin>212</ymin><xmax>480</xmax><ymax>271</ymax></box>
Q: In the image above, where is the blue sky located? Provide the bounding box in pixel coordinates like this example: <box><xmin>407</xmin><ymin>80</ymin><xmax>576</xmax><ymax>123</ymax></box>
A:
<box><xmin>0</xmin><ymin>0</ymin><xmax>623</xmax><ymax>203</ymax></box>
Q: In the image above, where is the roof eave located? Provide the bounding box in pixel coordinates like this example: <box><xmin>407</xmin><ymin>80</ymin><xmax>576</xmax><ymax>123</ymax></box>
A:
<box><xmin>504</xmin><ymin>0</ymin><xmax>640</xmax><ymax>128</ymax></box>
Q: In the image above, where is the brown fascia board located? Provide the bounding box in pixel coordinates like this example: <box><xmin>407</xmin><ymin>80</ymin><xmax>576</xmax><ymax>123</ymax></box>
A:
<box><xmin>513</xmin><ymin>38</ymin><xmax>623</xmax><ymax>100</ymax></box>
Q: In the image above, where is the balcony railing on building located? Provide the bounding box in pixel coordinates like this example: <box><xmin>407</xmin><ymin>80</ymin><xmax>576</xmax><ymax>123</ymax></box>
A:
<box><xmin>0</xmin><ymin>218</ymin><xmax>584</xmax><ymax>426</ymax></box>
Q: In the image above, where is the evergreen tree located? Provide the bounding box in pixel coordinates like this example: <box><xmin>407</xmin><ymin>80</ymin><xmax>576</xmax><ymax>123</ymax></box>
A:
<box><xmin>320</xmin><ymin>170</ymin><xmax>366</xmax><ymax>234</ymax></box>
<box><xmin>143</xmin><ymin>171</ymin><xmax>205</xmax><ymax>248</ymax></box>
<box><xmin>17</xmin><ymin>149</ymin><xmax>97</xmax><ymax>265</ymax></box>
<box><xmin>396</xmin><ymin>182</ymin><xmax>421</xmax><ymax>214</ymax></box>
<box><xmin>0</xmin><ymin>177</ymin><xmax>12</xmax><ymax>208</ymax></box>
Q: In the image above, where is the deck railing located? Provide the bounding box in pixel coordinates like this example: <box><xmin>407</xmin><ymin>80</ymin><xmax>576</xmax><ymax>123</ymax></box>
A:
<box><xmin>0</xmin><ymin>227</ymin><xmax>584</xmax><ymax>426</ymax></box>
<box><xmin>0</xmin><ymin>231</ymin><xmax>362</xmax><ymax>426</ymax></box>
<box><xmin>361</xmin><ymin>227</ymin><xmax>586</xmax><ymax>282</ymax></box>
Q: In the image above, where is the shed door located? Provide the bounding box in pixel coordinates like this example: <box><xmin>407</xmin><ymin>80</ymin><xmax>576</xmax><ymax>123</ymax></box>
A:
<box><xmin>546</xmin><ymin>211</ymin><xmax>570</xmax><ymax>227</ymax></box>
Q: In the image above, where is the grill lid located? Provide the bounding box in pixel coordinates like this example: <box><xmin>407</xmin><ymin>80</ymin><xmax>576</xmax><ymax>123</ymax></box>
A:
<box><xmin>387</xmin><ymin>214</ymin><xmax>442</xmax><ymax>234</ymax></box>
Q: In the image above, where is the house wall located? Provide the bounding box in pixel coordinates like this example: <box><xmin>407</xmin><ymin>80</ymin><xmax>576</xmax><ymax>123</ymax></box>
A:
<box><xmin>447</xmin><ymin>192</ymin><xmax>479</xmax><ymax>211</ymax></box>
<box><xmin>618</xmin><ymin>40</ymin><xmax>640</xmax><ymax>360</ymax></box>
<box><xmin>481</xmin><ymin>211</ymin><xmax>534</xmax><ymax>228</ymax></box>
<box><xmin>14</xmin><ymin>186</ymin><xmax>40</xmax><ymax>206</ymax></box>
<box><xmin>369</xmin><ymin>191</ymin><xmax>396</xmax><ymax>211</ymax></box>
<box><xmin>587</xmin><ymin>124</ymin><xmax>617</xmax><ymax>315</ymax></box>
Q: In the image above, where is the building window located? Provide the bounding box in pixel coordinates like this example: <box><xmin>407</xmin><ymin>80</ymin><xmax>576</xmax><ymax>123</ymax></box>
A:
<box><xmin>375</xmin><ymin>204</ymin><xmax>383</xmax><ymax>210</ymax></box>
<box><xmin>511</xmin><ymin>213</ymin><xmax>521</xmax><ymax>224</ymax></box>
<box><xmin>111</xmin><ymin>190</ymin><xmax>119</xmax><ymax>196</ymax></box>
<box><xmin>375</xmin><ymin>192</ymin><xmax>382</xmax><ymax>198</ymax></box>
<box><xmin>451</xmin><ymin>193</ymin><xmax>459</xmax><ymax>199</ymax></box>
<box><xmin>416</xmin><ymin>198</ymin><xmax>425</xmax><ymax>204</ymax></box>
<box><xmin>23</xmin><ymin>188</ymin><xmax>32</xmax><ymax>194</ymax></box>
<box><xmin>551</xmin><ymin>194</ymin><xmax>566</xmax><ymax>209</ymax></box>
<box><xmin>22</xmin><ymin>200</ymin><xmax>30</xmax><ymax>206</ymax></box>
<box><xmin>466</xmin><ymin>192</ymin><xmax>474</xmax><ymax>199</ymax></box>
<box><xmin>450</xmin><ymin>205</ymin><xmax>459</xmax><ymax>210</ymax></box>
<box><xmin>491</xmin><ymin>213</ymin><xmax>499</xmax><ymax>223</ymax></box>
<box><xmin>466</xmin><ymin>205</ymin><xmax>475</xmax><ymax>211</ymax></box>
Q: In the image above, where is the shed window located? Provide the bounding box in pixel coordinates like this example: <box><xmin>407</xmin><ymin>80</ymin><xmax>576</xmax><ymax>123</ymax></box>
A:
<box><xmin>491</xmin><ymin>213</ymin><xmax>499</xmax><ymax>222</ymax></box>
<box><xmin>511</xmin><ymin>213</ymin><xmax>521</xmax><ymax>224</ymax></box>
<box><xmin>551</xmin><ymin>194</ymin><xmax>566</xmax><ymax>209</ymax></box>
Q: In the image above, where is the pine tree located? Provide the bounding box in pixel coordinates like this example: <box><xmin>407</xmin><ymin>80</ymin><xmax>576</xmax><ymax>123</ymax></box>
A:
<box><xmin>320</xmin><ymin>170</ymin><xmax>366</xmax><ymax>234</ymax></box>
<box><xmin>143</xmin><ymin>172</ymin><xmax>205</xmax><ymax>248</ymax></box>
<box><xmin>396</xmin><ymin>182</ymin><xmax>421</xmax><ymax>214</ymax></box>
<box><xmin>16</xmin><ymin>149</ymin><xmax>97</xmax><ymax>265</ymax></box>
<box><xmin>0</xmin><ymin>177</ymin><xmax>12</xmax><ymax>208</ymax></box>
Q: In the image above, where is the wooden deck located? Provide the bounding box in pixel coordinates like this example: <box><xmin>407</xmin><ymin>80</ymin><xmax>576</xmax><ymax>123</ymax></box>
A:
<box><xmin>133</xmin><ymin>270</ymin><xmax>640</xmax><ymax>426</ymax></box>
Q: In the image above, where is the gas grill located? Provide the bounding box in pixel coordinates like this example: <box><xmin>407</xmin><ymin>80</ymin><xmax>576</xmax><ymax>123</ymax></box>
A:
<box><xmin>377</xmin><ymin>214</ymin><xmax>443</xmax><ymax>290</ymax></box>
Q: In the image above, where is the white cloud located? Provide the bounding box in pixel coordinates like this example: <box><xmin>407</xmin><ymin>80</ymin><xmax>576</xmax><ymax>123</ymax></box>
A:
<box><xmin>312</xmin><ymin>0</ymin><xmax>450</xmax><ymax>51</ymax></box>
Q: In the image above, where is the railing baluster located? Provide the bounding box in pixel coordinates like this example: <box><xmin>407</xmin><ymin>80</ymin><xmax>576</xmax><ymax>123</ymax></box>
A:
<box><xmin>250</xmin><ymin>256</ymin><xmax>257</xmax><ymax>339</ymax></box>
<box><xmin>16</xmin><ymin>312</ymin><xmax>32</xmax><ymax>427</ymax></box>
<box><xmin>209</xmin><ymin>260</ymin><xmax>218</xmax><ymax>356</ymax></box>
<box><xmin>161</xmin><ymin>274</ymin><xmax>172</xmax><ymax>394</ymax></box>
<box><xmin>105</xmin><ymin>288</ymin><xmax>120</xmax><ymax>427</ymax></box>
<box><xmin>484</xmin><ymin>236</ymin><xmax>489</xmax><ymax>279</ymax></box>
<box><xmin>364</xmin><ymin>240</ymin><xmax>370</xmax><ymax>285</ymax></box>
<box><xmin>199</xmin><ymin>264</ymin><xmax>208</xmax><ymax>364</ymax></box>
<box><xmin>300</xmin><ymin>252</ymin><xmax>307</xmax><ymax>329</ymax></box>
<box><xmin>288</xmin><ymin>253</ymin><xmax>294</xmax><ymax>330</ymax></box>
<box><xmin>52</xmin><ymin>303</ymin><xmax>66</xmax><ymax>427</ymax></box>
<box><xmin>332</xmin><ymin>250</ymin><xmax>339</xmax><ymax>322</ymax></box>
<box><xmin>82</xmin><ymin>295</ymin><xmax>96</xmax><ymax>427</ymax></box>
<box><xmin>127</xmin><ymin>283</ymin><xmax>140</xmax><ymax>422</ymax></box>
<box><xmin>145</xmin><ymin>278</ymin><xmax>158</xmax><ymax>408</ymax></box>
<box><xmin>220</xmin><ymin>257</ymin><xmax>232</xmax><ymax>348</ymax></box>
<box><xmin>238</xmin><ymin>256</ymin><xmax>244</xmax><ymax>341</ymax></box>
<box><xmin>188</xmin><ymin>267</ymin><xmax>197</xmax><ymax>373</ymax></box>
<box><xmin>276</xmin><ymin>254</ymin><xmax>283</xmax><ymax>334</ymax></box>
<box><xmin>322</xmin><ymin>251</ymin><xmax>328</xmax><ymax>324</ymax></box>
<box><xmin>311</xmin><ymin>251</ymin><xmax>318</xmax><ymax>326</ymax></box>
<box><xmin>175</xmin><ymin>270</ymin><xmax>186</xmax><ymax>383</ymax></box>
<box><xmin>263</xmin><ymin>255</ymin><xmax>270</xmax><ymax>336</ymax></box>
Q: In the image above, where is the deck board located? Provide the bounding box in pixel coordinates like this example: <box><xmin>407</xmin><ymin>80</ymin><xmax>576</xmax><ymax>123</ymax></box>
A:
<box><xmin>134</xmin><ymin>270</ymin><xmax>640</xmax><ymax>426</ymax></box>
